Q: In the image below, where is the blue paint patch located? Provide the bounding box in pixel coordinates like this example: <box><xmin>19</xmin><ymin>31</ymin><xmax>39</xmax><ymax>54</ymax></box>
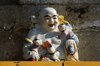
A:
<box><xmin>64</xmin><ymin>23</ymin><xmax>72</xmax><ymax>28</ymax></box>
<box><xmin>67</xmin><ymin>45</ymin><xmax>75</xmax><ymax>54</ymax></box>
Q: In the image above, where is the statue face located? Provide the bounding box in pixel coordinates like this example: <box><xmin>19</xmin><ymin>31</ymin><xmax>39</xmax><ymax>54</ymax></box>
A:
<box><xmin>40</xmin><ymin>8</ymin><xmax>59</xmax><ymax>31</ymax></box>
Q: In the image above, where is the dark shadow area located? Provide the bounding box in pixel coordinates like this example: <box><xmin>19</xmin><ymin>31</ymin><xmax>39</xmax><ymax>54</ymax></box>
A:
<box><xmin>0</xmin><ymin>0</ymin><xmax>17</xmax><ymax>5</ymax></box>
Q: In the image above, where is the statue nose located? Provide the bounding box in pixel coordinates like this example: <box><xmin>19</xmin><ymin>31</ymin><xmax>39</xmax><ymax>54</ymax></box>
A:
<box><xmin>49</xmin><ymin>18</ymin><xmax>54</xmax><ymax>24</ymax></box>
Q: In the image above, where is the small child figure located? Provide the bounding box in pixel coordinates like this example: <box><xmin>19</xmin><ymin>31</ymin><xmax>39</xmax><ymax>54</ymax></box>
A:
<box><xmin>30</xmin><ymin>16</ymin><xmax>37</xmax><ymax>28</ymax></box>
<box><xmin>42</xmin><ymin>41</ymin><xmax>60</xmax><ymax>61</ymax></box>
<box><xmin>58</xmin><ymin>24</ymin><xmax>79</xmax><ymax>61</ymax></box>
<box><xmin>24</xmin><ymin>37</ymin><xmax>60</xmax><ymax>61</ymax></box>
<box><xmin>58</xmin><ymin>24</ymin><xmax>73</xmax><ymax>39</ymax></box>
<box><xmin>23</xmin><ymin>37</ymin><xmax>42</xmax><ymax>61</ymax></box>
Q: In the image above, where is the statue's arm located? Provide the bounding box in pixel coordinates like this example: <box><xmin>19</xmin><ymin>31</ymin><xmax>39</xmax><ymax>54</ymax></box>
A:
<box><xmin>22</xmin><ymin>28</ymin><xmax>37</xmax><ymax>60</ymax></box>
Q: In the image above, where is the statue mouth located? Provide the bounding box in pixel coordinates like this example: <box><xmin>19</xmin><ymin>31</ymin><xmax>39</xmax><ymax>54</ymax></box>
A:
<box><xmin>49</xmin><ymin>24</ymin><xmax>54</xmax><ymax>27</ymax></box>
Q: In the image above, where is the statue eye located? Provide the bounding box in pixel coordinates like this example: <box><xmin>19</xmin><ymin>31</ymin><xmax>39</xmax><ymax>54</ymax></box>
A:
<box><xmin>53</xmin><ymin>17</ymin><xmax>56</xmax><ymax>19</ymax></box>
<box><xmin>45</xmin><ymin>17</ymin><xmax>50</xmax><ymax>19</ymax></box>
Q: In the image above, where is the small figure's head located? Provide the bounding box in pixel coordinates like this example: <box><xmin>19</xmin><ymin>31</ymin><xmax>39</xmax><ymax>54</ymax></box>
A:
<box><xmin>39</xmin><ymin>7</ymin><xmax>59</xmax><ymax>31</ymax></box>
<box><xmin>30</xmin><ymin>16</ymin><xmax>37</xmax><ymax>23</ymax></box>
<box><xmin>33</xmin><ymin>37</ymin><xmax>43</xmax><ymax>46</ymax></box>
<box><xmin>58</xmin><ymin>24</ymin><xmax>66</xmax><ymax>32</ymax></box>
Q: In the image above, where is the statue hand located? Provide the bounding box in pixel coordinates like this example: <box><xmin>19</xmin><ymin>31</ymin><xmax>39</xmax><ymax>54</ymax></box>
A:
<box><xmin>47</xmin><ymin>46</ymin><xmax>56</xmax><ymax>53</ymax></box>
<box><xmin>46</xmin><ymin>51</ymin><xmax>60</xmax><ymax>61</ymax></box>
<box><xmin>29</xmin><ymin>51</ymin><xmax>40</xmax><ymax>61</ymax></box>
<box><xmin>52</xmin><ymin>51</ymin><xmax>60</xmax><ymax>61</ymax></box>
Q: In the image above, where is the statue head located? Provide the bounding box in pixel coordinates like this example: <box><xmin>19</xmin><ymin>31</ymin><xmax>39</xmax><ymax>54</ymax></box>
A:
<box><xmin>39</xmin><ymin>7</ymin><xmax>59</xmax><ymax>31</ymax></box>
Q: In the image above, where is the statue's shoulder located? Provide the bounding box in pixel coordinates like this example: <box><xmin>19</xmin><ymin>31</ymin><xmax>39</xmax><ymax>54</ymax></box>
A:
<box><xmin>27</xmin><ymin>28</ymin><xmax>42</xmax><ymax>38</ymax></box>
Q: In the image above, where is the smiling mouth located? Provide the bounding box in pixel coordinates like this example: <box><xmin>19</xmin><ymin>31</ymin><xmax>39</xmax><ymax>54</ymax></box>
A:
<box><xmin>49</xmin><ymin>24</ymin><xmax>54</xmax><ymax>27</ymax></box>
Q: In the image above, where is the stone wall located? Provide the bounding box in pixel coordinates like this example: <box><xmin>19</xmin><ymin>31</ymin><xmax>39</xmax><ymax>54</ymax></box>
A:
<box><xmin>0</xmin><ymin>0</ymin><xmax>16</xmax><ymax>5</ymax></box>
<box><xmin>0</xmin><ymin>0</ymin><xmax>100</xmax><ymax>61</ymax></box>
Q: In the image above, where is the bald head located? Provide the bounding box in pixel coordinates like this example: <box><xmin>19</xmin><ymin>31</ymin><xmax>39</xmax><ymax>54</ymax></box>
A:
<box><xmin>38</xmin><ymin>7</ymin><xmax>59</xmax><ymax>31</ymax></box>
<box><xmin>40</xmin><ymin>7</ymin><xmax>58</xmax><ymax>17</ymax></box>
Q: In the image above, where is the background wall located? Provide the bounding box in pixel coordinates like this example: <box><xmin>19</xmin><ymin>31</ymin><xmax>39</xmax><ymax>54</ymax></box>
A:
<box><xmin>0</xmin><ymin>0</ymin><xmax>100</xmax><ymax>61</ymax></box>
